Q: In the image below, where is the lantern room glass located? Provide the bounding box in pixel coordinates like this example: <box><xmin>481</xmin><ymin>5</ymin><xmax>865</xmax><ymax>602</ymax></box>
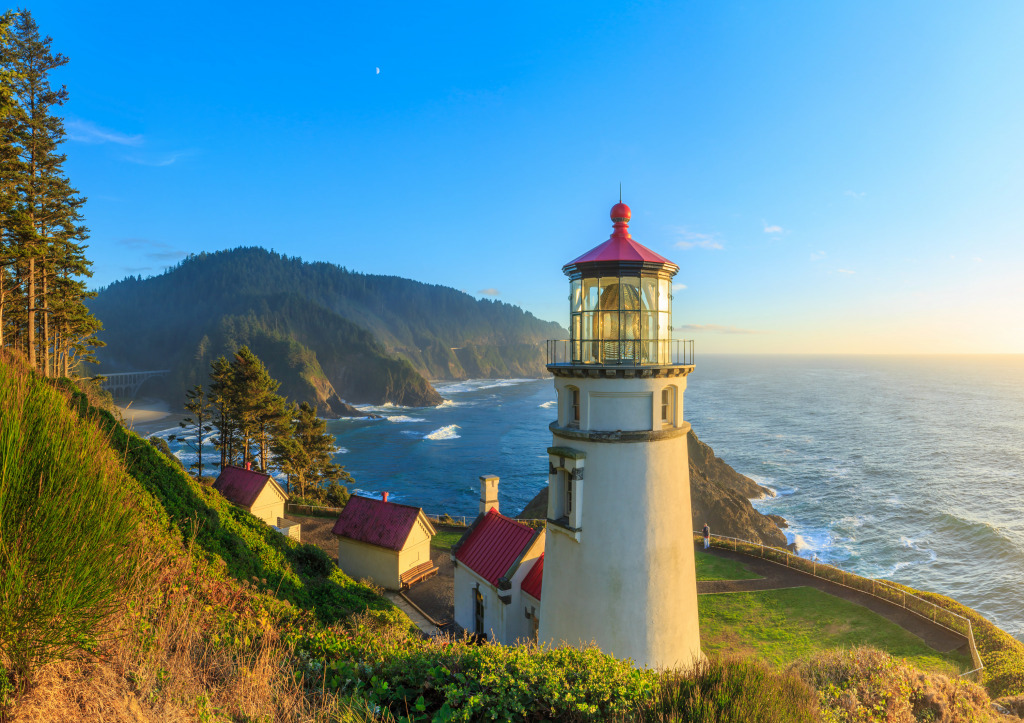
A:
<box><xmin>569</xmin><ymin>272</ymin><xmax>673</xmax><ymax>365</ymax></box>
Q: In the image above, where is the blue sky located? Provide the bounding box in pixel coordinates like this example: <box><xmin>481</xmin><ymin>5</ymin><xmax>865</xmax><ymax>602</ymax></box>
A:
<box><xmin>30</xmin><ymin>0</ymin><xmax>1024</xmax><ymax>353</ymax></box>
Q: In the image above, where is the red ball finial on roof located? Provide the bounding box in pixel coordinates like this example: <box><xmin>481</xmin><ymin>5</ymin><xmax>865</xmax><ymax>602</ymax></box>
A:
<box><xmin>610</xmin><ymin>202</ymin><xmax>631</xmax><ymax>222</ymax></box>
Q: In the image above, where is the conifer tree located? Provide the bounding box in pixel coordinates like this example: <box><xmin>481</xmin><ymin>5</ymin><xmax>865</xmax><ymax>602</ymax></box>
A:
<box><xmin>169</xmin><ymin>384</ymin><xmax>213</xmax><ymax>479</ymax></box>
<box><xmin>273</xmin><ymin>401</ymin><xmax>349</xmax><ymax>499</ymax></box>
<box><xmin>0</xmin><ymin>10</ymin><xmax>99</xmax><ymax>374</ymax></box>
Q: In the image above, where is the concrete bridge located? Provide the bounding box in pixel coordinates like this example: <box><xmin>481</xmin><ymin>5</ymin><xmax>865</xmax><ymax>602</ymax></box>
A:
<box><xmin>99</xmin><ymin>370</ymin><xmax>170</xmax><ymax>399</ymax></box>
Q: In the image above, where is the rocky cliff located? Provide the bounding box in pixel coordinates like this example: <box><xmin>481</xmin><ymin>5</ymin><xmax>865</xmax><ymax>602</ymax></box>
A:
<box><xmin>518</xmin><ymin>429</ymin><xmax>788</xmax><ymax>547</ymax></box>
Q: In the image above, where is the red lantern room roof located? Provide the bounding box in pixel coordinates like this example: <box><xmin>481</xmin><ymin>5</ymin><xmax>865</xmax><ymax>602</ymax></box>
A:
<box><xmin>563</xmin><ymin>202</ymin><xmax>678</xmax><ymax>275</ymax></box>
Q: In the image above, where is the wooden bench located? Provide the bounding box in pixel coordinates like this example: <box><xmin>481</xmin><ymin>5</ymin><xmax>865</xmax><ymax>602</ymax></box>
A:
<box><xmin>401</xmin><ymin>560</ymin><xmax>439</xmax><ymax>589</ymax></box>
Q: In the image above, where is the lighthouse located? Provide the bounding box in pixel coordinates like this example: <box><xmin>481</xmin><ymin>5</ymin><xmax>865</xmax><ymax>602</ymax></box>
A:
<box><xmin>538</xmin><ymin>200</ymin><xmax>700</xmax><ymax>669</ymax></box>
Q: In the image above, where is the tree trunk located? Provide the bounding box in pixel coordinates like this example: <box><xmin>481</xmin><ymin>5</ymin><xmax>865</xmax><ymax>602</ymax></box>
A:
<box><xmin>27</xmin><ymin>256</ymin><xmax>35</xmax><ymax>369</ymax></box>
<box><xmin>42</xmin><ymin>271</ymin><xmax>49</xmax><ymax>376</ymax></box>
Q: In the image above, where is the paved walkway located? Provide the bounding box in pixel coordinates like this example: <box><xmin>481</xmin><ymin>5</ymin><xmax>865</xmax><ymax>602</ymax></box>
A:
<box><xmin>384</xmin><ymin>592</ymin><xmax>441</xmax><ymax>637</ymax></box>
<box><xmin>696</xmin><ymin>543</ymin><xmax>969</xmax><ymax>655</ymax></box>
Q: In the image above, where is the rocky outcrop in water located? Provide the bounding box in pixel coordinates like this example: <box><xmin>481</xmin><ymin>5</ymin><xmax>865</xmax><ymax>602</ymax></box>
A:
<box><xmin>518</xmin><ymin>428</ymin><xmax>788</xmax><ymax>548</ymax></box>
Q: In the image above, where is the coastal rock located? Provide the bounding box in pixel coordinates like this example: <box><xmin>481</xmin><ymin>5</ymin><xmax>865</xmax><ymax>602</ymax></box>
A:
<box><xmin>518</xmin><ymin>428</ymin><xmax>789</xmax><ymax>548</ymax></box>
<box><xmin>323</xmin><ymin>394</ymin><xmax>384</xmax><ymax>419</ymax></box>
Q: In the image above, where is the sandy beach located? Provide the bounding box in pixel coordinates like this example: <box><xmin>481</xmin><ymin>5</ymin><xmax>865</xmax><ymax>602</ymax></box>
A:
<box><xmin>114</xmin><ymin>397</ymin><xmax>186</xmax><ymax>437</ymax></box>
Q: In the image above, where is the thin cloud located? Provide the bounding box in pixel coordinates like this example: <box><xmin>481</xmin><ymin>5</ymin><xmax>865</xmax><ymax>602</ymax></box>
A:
<box><xmin>763</xmin><ymin>223</ymin><xmax>783</xmax><ymax>234</ymax></box>
<box><xmin>837</xmin><ymin>269</ymin><xmax>855</xmax><ymax>274</ymax></box>
<box><xmin>118</xmin><ymin>238</ymin><xmax>187</xmax><ymax>262</ymax></box>
<box><xmin>844</xmin><ymin>190</ymin><xmax>866</xmax><ymax>198</ymax></box>
<box><xmin>672</xmin><ymin>283</ymin><xmax>687</xmax><ymax>292</ymax></box>
<box><xmin>670</xmin><ymin>227</ymin><xmax>723</xmax><ymax>250</ymax></box>
<box><xmin>66</xmin><ymin>118</ymin><xmax>143</xmax><ymax>146</ymax></box>
<box><xmin>810</xmin><ymin>251</ymin><xmax>826</xmax><ymax>261</ymax></box>
<box><xmin>123</xmin><ymin>151</ymin><xmax>188</xmax><ymax>167</ymax></box>
<box><xmin>676</xmin><ymin>324</ymin><xmax>763</xmax><ymax>335</ymax></box>
<box><xmin>478</xmin><ymin>288</ymin><xmax>500</xmax><ymax>296</ymax></box>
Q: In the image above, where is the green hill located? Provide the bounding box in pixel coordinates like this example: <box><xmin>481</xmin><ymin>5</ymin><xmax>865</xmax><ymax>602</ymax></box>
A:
<box><xmin>3</xmin><ymin>353</ymin><xmax>1022</xmax><ymax>722</ymax></box>
<box><xmin>86</xmin><ymin>247</ymin><xmax>566</xmax><ymax>411</ymax></box>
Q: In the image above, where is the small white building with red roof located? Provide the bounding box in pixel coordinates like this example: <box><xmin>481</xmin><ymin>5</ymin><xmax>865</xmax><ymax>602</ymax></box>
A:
<box><xmin>451</xmin><ymin>507</ymin><xmax>545</xmax><ymax>644</ymax></box>
<box><xmin>331</xmin><ymin>494</ymin><xmax>437</xmax><ymax>590</ymax></box>
<box><xmin>213</xmin><ymin>465</ymin><xmax>296</xmax><ymax>537</ymax></box>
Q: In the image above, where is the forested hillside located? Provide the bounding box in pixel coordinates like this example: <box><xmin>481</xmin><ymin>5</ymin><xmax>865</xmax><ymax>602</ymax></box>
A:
<box><xmin>87</xmin><ymin>247</ymin><xmax>566</xmax><ymax>410</ymax></box>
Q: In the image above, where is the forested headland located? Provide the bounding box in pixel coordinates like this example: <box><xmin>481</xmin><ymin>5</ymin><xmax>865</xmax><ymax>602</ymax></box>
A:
<box><xmin>88</xmin><ymin>247</ymin><xmax>566</xmax><ymax>411</ymax></box>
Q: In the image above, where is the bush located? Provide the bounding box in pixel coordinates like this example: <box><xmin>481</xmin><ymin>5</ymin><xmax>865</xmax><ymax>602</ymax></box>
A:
<box><xmin>0</xmin><ymin>359</ymin><xmax>144</xmax><ymax>689</ymax></box>
<box><xmin>657</xmin><ymin>657</ymin><xmax>819</xmax><ymax>722</ymax></box>
<box><xmin>792</xmin><ymin>647</ymin><xmax>994</xmax><ymax>723</ymax></box>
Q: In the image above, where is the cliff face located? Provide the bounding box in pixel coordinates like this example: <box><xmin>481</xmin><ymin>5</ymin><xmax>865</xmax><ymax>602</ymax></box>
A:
<box><xmin>518</xmin><ymin>429</ymin><xmax>788</xmax><ymax>547</ymax></box>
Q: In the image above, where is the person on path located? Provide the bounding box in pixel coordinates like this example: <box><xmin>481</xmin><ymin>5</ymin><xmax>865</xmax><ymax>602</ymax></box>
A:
<box><xmin>702</xmin><ymin>522</ymin><xmax>710</xmax><ymax>550</ymax></box>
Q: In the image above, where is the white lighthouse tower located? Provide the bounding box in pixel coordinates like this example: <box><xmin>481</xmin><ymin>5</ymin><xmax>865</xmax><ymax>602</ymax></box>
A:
<box><xmin>538</xmin><ymin>200</ymin><xmax>700</xmax><ymax>669</ymax></box>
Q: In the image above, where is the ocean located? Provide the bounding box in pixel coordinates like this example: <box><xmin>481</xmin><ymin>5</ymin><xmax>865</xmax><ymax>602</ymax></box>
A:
<box><xmin>154</xmin><ymin>355</ymin><xmax>1024</xmax><ymax>640</ymax></box>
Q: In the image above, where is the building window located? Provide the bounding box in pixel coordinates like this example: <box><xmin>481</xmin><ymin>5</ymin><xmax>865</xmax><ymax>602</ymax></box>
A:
<box><xmin>571</xmin><ymin>388</ymin><xmax>580</xmax><ymax>424</ymax></box>
<box><xmin>565</xmin><ymin>475</ymin><xmax>573</xmax><ymax>516</ymax></box>
<box><xmin>530</xmin><ymin>608</ymin><xmax>539</xmax><ymax>640</ymax></box>
<box><xmin>661</xmin><ymin>386</ymin><xmax>676</xmax><ymax>427</ymax></box>
<box><xmin>474</xmin><ymin>587</ymin><xmax>484</xmax><ymax>637</ymax></box>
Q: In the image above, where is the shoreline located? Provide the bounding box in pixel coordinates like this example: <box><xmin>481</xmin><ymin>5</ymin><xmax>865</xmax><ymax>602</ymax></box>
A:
<box><xmin>114</xmin><ymin>397</ymin><xmax>186</xmax><ymax>437</ymax></box>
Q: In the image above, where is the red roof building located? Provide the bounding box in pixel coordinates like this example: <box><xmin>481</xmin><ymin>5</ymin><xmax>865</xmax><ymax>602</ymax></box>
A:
<box><xmin>213</xmin><ymin>465</ymin><xmax>278</xmax><ymax>508</ymax></box>
<box><xmin>331</xmin><ymin>494</ymin><xmax>437</xmax><ymax>590</ymax></box>
<box><xmin>332</xmin><ymin>495</ymin><xmax>427</xmax><ymax>551</ymax></box>
<box><xmin>452</xmin><ymin>508</ymin><xmax>545</xmax><ymax>643</ymax></box>
<box><xmin>454</xmin><ymin>509</ymin><xmax>538</xmax><ymax>585</ymax></box>
<box><xmin>212</xmin><ymin>465</ymin><xmax>289</xmax><ymax>527</ymax></box>
<box><xmin>520</xmin><ymin>553</ymin><xmax>544</xmax><ymax>601</ymax></box>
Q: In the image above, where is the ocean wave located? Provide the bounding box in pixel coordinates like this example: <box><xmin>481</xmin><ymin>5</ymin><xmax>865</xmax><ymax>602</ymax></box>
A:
<box><xmin>538</xmin><ymin>400</ymin><xmax>556</xmax><ymax>409</ymax></box>
<box><xmin>335</xmin><ymin>447</ymin><xmax>349</xmax><ymax>455</ymax></box>
<box><xmin>385</xmin><ymin>415</ymin><xmax>427</xmax><ymax>423</ymax></box>
<box><xmin>435</xmin><ymin>378</ymin><xmax>536</xmax><ymax>395</ymax></box>
<box><xmin>437</xmin><ymin>399</ymin><xmax>465</xmax><ymax>408</ymax></box>
<box><xmin>424</xmin><ymin>424</ymin><xmax>461</xmax><ymax>441</ymax></box>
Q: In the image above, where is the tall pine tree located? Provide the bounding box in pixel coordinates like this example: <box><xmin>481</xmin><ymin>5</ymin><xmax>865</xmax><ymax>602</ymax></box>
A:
<box><xmin>0</xmin><ymin>10</ymin><xmax>99</xmax><ymax>374</ymax></box>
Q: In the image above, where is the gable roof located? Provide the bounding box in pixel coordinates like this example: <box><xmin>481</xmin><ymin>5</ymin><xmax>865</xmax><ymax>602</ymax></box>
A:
<box><xmin>213</xmin><ymin>465</ymin><xmax>280</xmax><ymax>508</ymax></box>
<box><xmin>455</xmin><ymin>509</ymin><xmax>538</xmax><ymax>586</ymax></box>
<box><xmin>331</xmin><ymin>495</ymin><xmax>434</xmax><ymax>551</ymax></box>
<box><xmin>521</xmin><ymin>553</ymin><xmax>544</xmax><ymax>600</ymax></box>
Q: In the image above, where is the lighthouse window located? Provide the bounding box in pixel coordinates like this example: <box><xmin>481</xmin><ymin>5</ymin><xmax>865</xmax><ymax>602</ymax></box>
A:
<box><xmin>571</xmin><ymin>388</ymin><xmax>580</xmax><ymax>424</ymax></box>
<box><xmin>661</xmin><ymin>386</ymin><xmax>676</xmax><ymax>426</ymax></box>
<box><xmin>565</xmin><ymin>476</ymin><xmax>573</xmax><ymax>515</ymax></box>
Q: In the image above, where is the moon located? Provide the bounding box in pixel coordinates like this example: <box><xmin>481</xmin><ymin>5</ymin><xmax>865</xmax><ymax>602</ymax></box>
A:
<box><xmin>375</xmin><ymin>67</ymin><xmax>380</xmax><ymax>75</ymax></box>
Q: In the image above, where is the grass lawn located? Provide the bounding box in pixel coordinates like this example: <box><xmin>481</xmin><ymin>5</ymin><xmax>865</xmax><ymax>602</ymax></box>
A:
<box><xmin>431</xmin><ymin>528</ymin><xmax>466</xmax><ymax>552</ymax></box>
<box><xmin>699</xmin><ymin>586</ymin><xmax>971</xmax><ymax>676</ymax></box>
<box><xmin>695</xmin><ymin>550</ymin><xmax>761</xmax><ymax>581</ymax></box>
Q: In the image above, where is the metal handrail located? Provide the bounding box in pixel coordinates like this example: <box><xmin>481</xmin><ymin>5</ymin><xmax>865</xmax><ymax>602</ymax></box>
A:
<box><xmin>546</xmin><ymin>338</ymin><xmax>694</xmax><ymax>367</ymax></box>
<box><xmin>695</xmin><ymin>531</ymin><xmax>984</xmax><ymax>681</ymax></box>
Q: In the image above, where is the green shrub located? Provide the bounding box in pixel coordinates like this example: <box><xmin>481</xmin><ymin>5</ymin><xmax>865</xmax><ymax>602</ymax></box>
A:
<box><xmin>792</xmin><ymin>647</ymin><xmax>993</xmax><ymax>723</ymax></box>
<box><xmin>0</xmin><ymin>361</ymin><xmax>144</xmax><ymax>688</ymax></box>
<box><xmin>658</xmin><ymin>657</ymin><xmax>819</xmax><ymax>722</ymax></box>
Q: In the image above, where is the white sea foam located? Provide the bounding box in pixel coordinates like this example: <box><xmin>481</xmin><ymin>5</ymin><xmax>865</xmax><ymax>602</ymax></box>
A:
<box><xmin>424</xmin><ymin>424</ymin><xmax>461</xmax><ymax>441</ymax></box>
<box><xmin>538</xmin><ymin>400</ymin><xmax>556</xmax><ymax>409</ymax></box>
<box><xmin>384</xmin><ymin>415</ymin><xmax>426</xmax><ymax>423</ymax></box>
<box><xmin>335</xmin><ymin>446</ymin><xmax>349</xmax><ymax>455</ymax></box>
<box><xmin>435</xmin><ymin>378</ymin><xmax>536</xmax><ymax>395</ymax></box>
<box><xmin>437</xmin><ymin>399</ymin><xmax>464</xmax><ymax>408</ymax></box>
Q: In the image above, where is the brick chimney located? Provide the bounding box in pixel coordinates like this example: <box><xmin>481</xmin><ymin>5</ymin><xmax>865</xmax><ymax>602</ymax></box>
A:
<box><xmin>479</xmin><ymin>475</ymin><xmax>499</xmax><ymax>514</ymax></box>
<box><xmin>245</xmin><ymin>461</ymin><xmax>251</xmax><ymax>471</ymax></box>
<box><xmin>382</xmin><ymin>491</ymin><xmax>389</xmax><ymax>503</ymax></box>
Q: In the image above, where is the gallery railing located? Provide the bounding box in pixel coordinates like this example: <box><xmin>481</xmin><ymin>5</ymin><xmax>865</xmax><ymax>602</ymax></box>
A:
<box><xmin>694</xmin><ymin>531</ymin><xmax>984</xmax><ymax>681</ymax></box>
<box><xmin>546</xmin><ymin>338</ymin><xmax>694</xmax><ymax>367</ymax></box>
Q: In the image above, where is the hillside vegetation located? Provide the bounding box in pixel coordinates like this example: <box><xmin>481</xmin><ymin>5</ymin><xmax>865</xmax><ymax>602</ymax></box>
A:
<box><xmin>87</xmin><ymin>248</ymin><xmax>566</xmax><ymax>411</ymax></box>
<box><xmin>2</xmin><ymin>353</ymin><xmax>1021</xmax><ymax>721</ymax></box>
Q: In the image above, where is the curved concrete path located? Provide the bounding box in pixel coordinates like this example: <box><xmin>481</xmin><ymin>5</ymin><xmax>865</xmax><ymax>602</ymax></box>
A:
<box><xmin>695</xmin><ymin>543</ymin><xmax>970</xmax><ymax>656</ymax></box>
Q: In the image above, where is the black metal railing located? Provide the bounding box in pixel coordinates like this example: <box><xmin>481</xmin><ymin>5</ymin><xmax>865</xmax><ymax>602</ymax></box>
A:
<box><xmin>546</xmin><ymin>338</ymin><xmax>694</xmax><ymax>367</ymax></box>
